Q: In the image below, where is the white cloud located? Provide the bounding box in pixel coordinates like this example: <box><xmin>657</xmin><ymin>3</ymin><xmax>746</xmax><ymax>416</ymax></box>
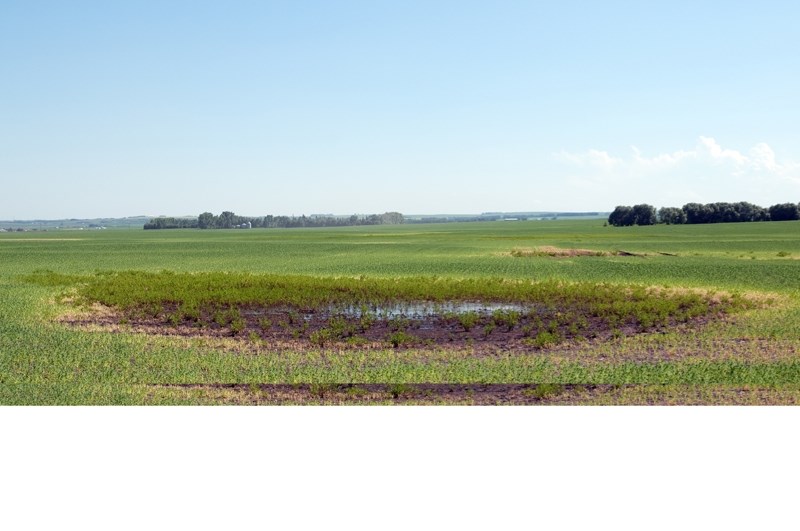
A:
<box><xmin>749</xmin><ymin>142</ymin><xmax>779</xmax><ymax>172</ymax></box>
<box><xmin>697</xmin><ymin>136</ymin><xmax>748</xmax><ymax>165</ymax></box>
<box><xmin>631</xmin><ymin>145</ymin><xmax>695</xmax><ymax>168</ymax></box>
<box><xmin>554</xmin><ymin>136</ymin><xmax>800</xmax><ymax>208</ymax></box>
<box><xmin>555</xmin><ymin>149</ymin><xmax>622</xmax><ymax>170</ymax></box>
<box><xmin>559</xmin><ymin>137</ymin><xmax>797</xmax><ymax>175</ymax></box>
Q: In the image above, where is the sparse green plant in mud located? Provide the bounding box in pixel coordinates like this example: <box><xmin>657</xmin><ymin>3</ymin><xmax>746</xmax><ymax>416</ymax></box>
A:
<box><xmin>388</xmin><ymin>316</ymin><xmax>410</xmax><ymax>332</ymax></box>
<box><xmin>327</xmin><ymin>315</ymin><xmax>355</xmax><ymax>338</ymax></box>
<box><xmin>345</xmin><ymin>336</ymin><xmax>369</xmax><ymax>346</ymax></box>
<box><xmin>526</xmin><ymin>384</ymin><xmax>564</xmax><ymax>400</ymax></box>
<box><xmin>345</xmin><ymin>385</ymin><xmax>370</xmax><ymax>397</ymax></box>
<box><xmin>181</xmin><ymin>303</ymin><xmax>200</xmax><ymax>322</ymax></box>
<box><xmin>309</xmin><ymin>384</ymin><xmax>336</xmax><ymax>399</ymax></box>
<box><xmin>389</xmin><ymin>383</ymin><xmax>413</xmax><ymax>399</ymax></box>
<box><xmin>213</xmin><ymin>309</ymin><xmax>227</xmax><ymax>327</ymax></box>
<box><xmin>388</xmin><ymin>331</ymin><xmax>416</xmax><ymax>348</ymax></box>
<box><xmin>492</xmin><ymin>309</ymin><xmax>520</xmax><ymax>331</ymax></box>
<box><xmin>229</xmin><ymin>316</ymin><xmax>245</xmax><ymax>335</ymax></box>
<box><xmin>167</xmin><ymin>311</ymin><xmax>182</xmax><ymax>327</ymax></box>
<box><xmin>458</xmin><ymin>312</ymin><xmax>480</xmax><ymax>332</ymax></box>
<box><xmin>359</xmin><ymin>311</ymin><xmax>375</xmax><ymax>332</ymax></box>
<box><xmin>528</xmin><ymin>331</ymin><xmax>561</xmax><ymax>349</ymax></box>
<box><xmin>309</xmin><ymin>328</ymin><xmax>332</xmax><ymax>347</ymax></box>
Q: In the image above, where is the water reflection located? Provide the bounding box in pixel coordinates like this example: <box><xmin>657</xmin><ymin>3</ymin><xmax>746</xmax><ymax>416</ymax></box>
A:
<box><xmin>242</xmin><ymin>301</ymin><xmax>533</xmax><ymax>319</ymax></box>
<box><xmin>335</xmin><ymin>301</ymin><xmax>530</xmax><ymax>318</ymax></box>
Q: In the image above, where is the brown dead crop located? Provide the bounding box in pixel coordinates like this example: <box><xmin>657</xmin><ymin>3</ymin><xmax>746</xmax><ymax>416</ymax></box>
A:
<box><xmin>508</xmin><ymin>246</ymin><xmax>668</xmax><ymax>258</ymax></box>
<box><xmin>510</xmin><ymin>246</ymin><xmax>611</xmax><ymax>257</ymax></box>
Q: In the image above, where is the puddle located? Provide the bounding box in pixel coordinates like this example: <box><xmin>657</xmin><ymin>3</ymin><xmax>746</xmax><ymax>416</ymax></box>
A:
<box><xmin>340</xmin><ymin>301</ymin><xmax>531</xmax><ymax>318</ymax></box>
<box><xmin>244</xmin><ymin>301</ymin><xmax>532</xmax><ymax>320</ymax></box>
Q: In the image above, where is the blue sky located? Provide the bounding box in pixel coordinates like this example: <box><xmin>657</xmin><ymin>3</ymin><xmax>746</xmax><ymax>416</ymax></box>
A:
<box><xmin>2</xmin><ymin>1</ymin><xmax>799</xmax><ymax>218</ymax></box>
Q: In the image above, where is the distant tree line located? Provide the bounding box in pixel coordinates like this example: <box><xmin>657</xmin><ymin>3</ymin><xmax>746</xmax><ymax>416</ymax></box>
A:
<box><xmin>144</xmin><ymin>211</ymin><xmax>405</xmax><ymax>230</ymax></box>
<box><xmin>608</xmin><ymin>202</ymin><xmax>800</xmax><ymax>227</ymax></box>
<box><xmin>143</xmin><ymin>217</ymin><xmax>199</xmax><ymax>230</ymax></box>
<box><xmin>406</xmin><ymin>215</ymin><xmax>505</xmax><ymax>224</ymax></box>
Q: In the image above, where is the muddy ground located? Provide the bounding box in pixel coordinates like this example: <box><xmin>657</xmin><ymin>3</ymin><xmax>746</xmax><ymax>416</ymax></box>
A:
<box><xmin>62</xmin><ymin>300</ymin><xmax>713</xmax><ymax>354</ymax></box>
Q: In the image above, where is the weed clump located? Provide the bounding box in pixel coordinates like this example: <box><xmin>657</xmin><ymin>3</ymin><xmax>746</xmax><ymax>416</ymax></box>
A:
<box><xmin>389</xmin><ymin>383</ymin><xmax>413</xmax><ymax>399</ymax></box>
<box><xmin>388</xmin><ymin>331</ymin><xmax>416</xmax><ymax>348</ymax></box>
<box><xmin>525</xmin><ymin>384</ymin><xmax>565</xmax><ymax>400</ymax></box>
<box><xmin>458</xmin><ymin>312</ymin><xmax>479</xmax><ymax>332</ymax></box>
<box><xmin>493</xmin><ymin>309</ymin><xmax>520</xmax><ymax>330</ymax></box>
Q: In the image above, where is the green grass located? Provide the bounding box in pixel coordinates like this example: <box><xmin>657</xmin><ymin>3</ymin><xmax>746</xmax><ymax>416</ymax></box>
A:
<box><xmin>3</xmin><ymin>220</ymin><xmax>800</xmax><ymax>290</ymax></box>
<box><xmin>2</xmin><ymin>219</ymin><xmax>800</xmax><ymax>404</ymax></box>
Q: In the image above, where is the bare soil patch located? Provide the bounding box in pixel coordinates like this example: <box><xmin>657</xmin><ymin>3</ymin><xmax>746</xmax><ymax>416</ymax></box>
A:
<box><xmin>508</xmin><ymin>246</ymin><xmax>661</xmax><ymax>257</ymax></box>
<box><xmin>510</xmin><ymin>246</ymin><xmax>611</xmax><ymax>257</ymax></box>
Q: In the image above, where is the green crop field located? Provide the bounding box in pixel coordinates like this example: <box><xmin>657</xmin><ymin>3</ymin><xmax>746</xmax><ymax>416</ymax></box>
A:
<box><xmin>2</xmin><ymin>219</ymin><xmax>799</xmax><ymax>405</ymax></box>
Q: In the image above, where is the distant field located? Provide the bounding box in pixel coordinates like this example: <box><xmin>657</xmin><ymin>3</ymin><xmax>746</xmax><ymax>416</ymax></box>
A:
<box><xmin>2</xmin><ymin>219</ymin><xmax>799</xmax><ymax>404</ymax></box>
